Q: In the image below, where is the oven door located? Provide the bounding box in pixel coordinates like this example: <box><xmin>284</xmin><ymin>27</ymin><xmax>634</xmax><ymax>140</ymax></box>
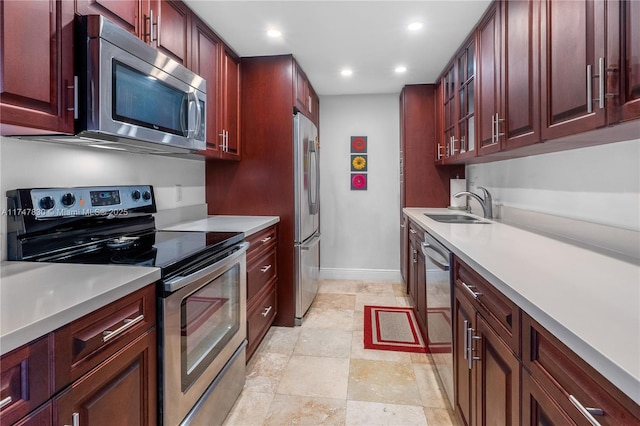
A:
<box><xmin>160</xmin><ymin>242</ymin><xmax>248</xmax><ymax>426</ymax></box>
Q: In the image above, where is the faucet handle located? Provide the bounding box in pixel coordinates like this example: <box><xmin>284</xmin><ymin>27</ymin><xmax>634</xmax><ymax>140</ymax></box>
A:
<box><xmin>477</xmin><ymin>186</ymin><xmax>492</xmax><ymax>201</ymax></box>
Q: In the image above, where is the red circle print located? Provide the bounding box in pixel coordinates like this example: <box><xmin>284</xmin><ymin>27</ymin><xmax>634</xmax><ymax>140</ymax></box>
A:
<box><xmin>352</xmin><ymin>137</ymin><xmax>366</xmax><ymax>152</ymax></box>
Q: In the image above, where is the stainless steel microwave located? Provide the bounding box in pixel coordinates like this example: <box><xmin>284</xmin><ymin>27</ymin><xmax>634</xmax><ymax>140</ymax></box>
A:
<box><xmin>23</xmin><ymin>15</ymin><xmax>206</xmax><ymax>155</ymax></box>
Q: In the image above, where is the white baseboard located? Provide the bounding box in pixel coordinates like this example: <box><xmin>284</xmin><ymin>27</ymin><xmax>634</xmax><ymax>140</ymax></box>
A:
<box><xmin>319</xmin><ymin>267</ymin><xmax>402</xmax><ymax>282</ymax></box>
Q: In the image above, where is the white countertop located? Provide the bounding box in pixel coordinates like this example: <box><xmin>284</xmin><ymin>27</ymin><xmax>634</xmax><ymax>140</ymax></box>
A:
<box><xmin>0</xmin><ymin>262</ymin><xmax>160</xmax><ymax>355</ymax></box>
<box><xmin>160</xmin><ymin>215</ymin><xmax>280</xmax><ymax>236</ymax></box>
<box><xmin>404</xmin><ymin>208</ymin><xmax>640</xmax><ymax>405</ymax></box>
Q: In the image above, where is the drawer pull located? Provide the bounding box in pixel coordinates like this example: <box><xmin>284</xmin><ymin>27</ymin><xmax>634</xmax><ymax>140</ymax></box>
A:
<box><xmin>0</xmin><ymin>396</ymin><xmax>12</xmax><ymax>410</ymax></box>
<box><xmin>261</xmin><ymin>236</ymin><xmax>272</xmax><ymax>244</ymax></box>
<box><xmin>569</xmin><ymin>395</ymin><xmax>604</xmax><ymax>426</ymax></box>
<box><xmin>260</xmin><ymin>264</ymin><xmax>272</xmax><ymax>273</ymax></box>
<box><xmin>102</xmin><ymin>314</ymin><xmax>144</xmax><ymax>342</ymax></box>
<box><xmin>461</xmin><ymin>282</ymin><xmax>483</xmax><ymax>299</ymax></box>
<box><xmin>409</xmin><ymin>229</ymin><xmax>417</xmax><ymax>234</ymax></box>
<box><xmin>262</xmin><ymin>306</ymin><xmax>273</xmax><ymax>317</ymax></box>
<box><xmin>65</xmin><ymin>412</ymin><xmax>80</xmax><ymax>426</ymax></box>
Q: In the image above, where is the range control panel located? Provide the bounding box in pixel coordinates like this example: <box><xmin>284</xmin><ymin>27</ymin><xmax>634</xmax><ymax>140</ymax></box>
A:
<box><xmin>26</xmin><ymin>185</ymin><xmax>155</xmax><ymax>219</ymax></box>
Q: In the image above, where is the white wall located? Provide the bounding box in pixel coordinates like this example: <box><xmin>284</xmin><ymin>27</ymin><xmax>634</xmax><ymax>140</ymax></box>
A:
<box><xmin>319</xmin><ymin>94</ymin><xmax>401</xmax><ymax>281</ymax></box>
<box><xmin>0</xmin><ymin>136</ymin><xmax>205</xmax><ymax>260</ymax></box>
<box><xmin>466</xmin><ymin>138</ymin><xmax>640</xmax><ymax>232</ymax></box>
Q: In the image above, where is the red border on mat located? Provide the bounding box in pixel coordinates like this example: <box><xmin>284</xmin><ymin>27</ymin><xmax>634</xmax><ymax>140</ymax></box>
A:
<box><xmin>363</xmin><ymin>305</ymin><xmax>428</xmax><ymax>353</ymax></box>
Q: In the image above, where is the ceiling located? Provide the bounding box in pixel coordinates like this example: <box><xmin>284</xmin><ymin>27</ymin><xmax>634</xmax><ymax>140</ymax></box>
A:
<box><xmin>182</xmin><ymin>1</ymin><xmax>492</xmax><ymax>96</ymax></box>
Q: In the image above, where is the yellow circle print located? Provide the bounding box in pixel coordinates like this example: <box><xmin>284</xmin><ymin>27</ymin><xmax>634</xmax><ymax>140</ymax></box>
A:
<box><xmin>352</xmin><ymin>156</ymin><xmax>366</xmax><ymax>170</ymax></box>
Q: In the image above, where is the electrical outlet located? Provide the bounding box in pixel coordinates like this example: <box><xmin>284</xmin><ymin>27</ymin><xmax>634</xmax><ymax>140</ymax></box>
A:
<box><xmin>175</xmin><ymin>184</ymin><xmax>182</xmax><ymax>202</ymax></box>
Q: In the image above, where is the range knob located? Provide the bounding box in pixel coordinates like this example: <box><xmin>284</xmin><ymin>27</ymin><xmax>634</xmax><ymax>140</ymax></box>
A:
<box><xmin>61</xmin><ymin>192</ymin><xmax>76</xmax><ymax>207</ymax></box>
<box><xmin>39</xmin><ymin>196</ymin><xmax>55</xmax><ymax>210</ymax></box>
<box><xmin>142</xmin><ymin>190</ymin><xmax>151</xmax><ymax>201</ymax></box>
<box><xmin>131</xmin><ymin>190</ymin><xmax>141</xmax><ymax>201</ymax></box>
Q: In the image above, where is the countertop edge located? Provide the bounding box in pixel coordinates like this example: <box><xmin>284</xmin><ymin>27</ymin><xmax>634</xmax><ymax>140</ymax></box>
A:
<box><xmin>159</xmin><ymin>215</ymin><xmax>280</xmax><ymax>236</ymax></box>
<box><xmin>403</xmin><ymin>207</ymin><xmax>640</xmax><ymax>406</ymax></box>
<box><xmin>0</xmin><ymin>268</ymin><xmax>160</xmax><ymax>356</ymax></box>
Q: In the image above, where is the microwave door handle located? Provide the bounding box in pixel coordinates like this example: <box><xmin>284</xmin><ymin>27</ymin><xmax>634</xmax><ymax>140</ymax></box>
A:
<box><xmin>194</xmin><ymin>91</ymin><xmax>202</xmax><ymax>139</ymax></box>
<box><xmin>180</xmin><ymin>94</ymin><xmax>188</xmax><ymax>137</ymax></box>
<box><xmin>186</xmin><ymin>91</ymin><xmax>198</xmax><ymax>139</ymax></box>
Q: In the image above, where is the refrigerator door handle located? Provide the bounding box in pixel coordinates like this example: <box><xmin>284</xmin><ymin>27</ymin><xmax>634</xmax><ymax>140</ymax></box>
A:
<box><xmin>308</xmin><ymin>138</ymin><xmax>320</xmax><ymax>215</ymax></box>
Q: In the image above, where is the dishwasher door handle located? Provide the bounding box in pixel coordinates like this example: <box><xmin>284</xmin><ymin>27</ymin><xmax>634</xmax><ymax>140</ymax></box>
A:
<box><xmin>421</xmin><ymin>242</ymin><xmax>450</xmax><ymax>271</ymax></box>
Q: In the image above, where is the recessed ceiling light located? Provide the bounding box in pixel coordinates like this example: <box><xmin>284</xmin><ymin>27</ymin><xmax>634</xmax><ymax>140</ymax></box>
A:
<box><xmin>341</xmin><ymin>69</ymin><xmax>353</xmax><ymax>77</ymax></box>
<box><xmin>267</xmin><ymin>29</ymin><xmax>282</xmax><ymax>38</ymax></box>
<box><xmin>408</xmin><ymin>22</ymin><xmax>423</xmax><ymax>31</ymax></box>
<box><xmin>395</xmin><ymin>66</ymin><xmax>407</xmax><ymax>73</ymax></box>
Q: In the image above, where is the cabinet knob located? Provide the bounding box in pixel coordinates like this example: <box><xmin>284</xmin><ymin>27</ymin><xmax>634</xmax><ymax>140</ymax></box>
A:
<box><xmin>262</xmin><ymin>306</ymin><xmax>273</xmax><ymax>317</ymax></box>
<box><xmin>261</xmin><ymin>236</ymin><xmax>272</xmax><ymax>244</ymax></box>
<box><xmin>260</xmin><ymin>264</ymin><xmax>272</xmax><ymax>273</ymax></box>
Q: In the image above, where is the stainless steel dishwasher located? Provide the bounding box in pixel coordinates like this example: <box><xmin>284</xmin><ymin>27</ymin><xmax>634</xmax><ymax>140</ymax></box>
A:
<box><xmin>420</xmin><ymin>232</ymin><xmax>455</xmax><ymax>409</ymax></box>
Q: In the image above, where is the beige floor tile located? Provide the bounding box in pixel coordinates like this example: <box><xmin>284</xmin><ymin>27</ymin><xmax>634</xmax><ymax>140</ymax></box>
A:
<box><xmin>355</xmin><ymin>294</ymin><xmax>401</xmax><ymax>312</ymax></box>
<box><xmin>245</xmin><ymin>352</ymin><xmax>290</xmax><ymax>394</ymax></box>
<box><xmin>424</xmin><ymin>407</ymin><xmax>456</xmax><ymax>426</ymax></box>
<box><xmin>410</xmin><ymin>352</ymin><xmax>433</xmax><ymax>364</ymax></box>
<box><xmin>348</xmin><ymin>358</ymin><xmax>422</xmax><ymax>406</ymax></box>
<box><xmin>277</xmin><ymin>355</ymin><xmax>350</xmax><ymax>399</ymax></box>
<box><xmin>355</xmin><ymin>281</ymin><xmax>398</xmax><ymax>296</ymax></box>
<box><xmin>345</xmin><ymin>400</ymin><xmax>428</xmax><ymax>425</ymax></box>
<box><xmin>394</xmin><ymin>296</ymin><xmax>413</xmax><ymax>307</ymax></box>
<box><xmin>318</xmin><ymin>279</ymin><xmax>360</xmax><ymax>294</ymax></box>
<box><xmin>294</xmin><ymin>328</ymin><xmax>353</xmax><ymax>358</ymax></box>
<box><xmin>350</xmin><ymin>330</ymin><xmax>413</xmax><ymax>363</ymax></box>
<box><xmin>352</xmin><ymin>310</ymin><xmax>364</xmax><ymax>332</ymax></box>
<box><xmin>392</xmin><ymin>282</ymin><xmax>407</xmax><ymax>297</ymax></box>
<box><xmin>256</xmin><ymin>326</ymin><xmax>301</xmax><ymax>356</ymax></box>
<box><xmin>223</xmin><ymin>391</ymin><xmax>274</xmax><ymax>426</ymax></box>
<box><xmin>413</xmin><ymin>364</ymin><xmax>448</xmax><ymax>409</ymax></box>
<box><xmin>312</xmin><ymin>293</ymin><xmax>356</xmax><ymax>310</ymax></box>
<box><xmin>302</xmin><ymin>307</ymin><xmax>354</xmax><ymax>331</ymax></box>
<box><xmin>263</xmin><ymin>394</ymin><xmax>347</xmax><ymax>426</ymax></box>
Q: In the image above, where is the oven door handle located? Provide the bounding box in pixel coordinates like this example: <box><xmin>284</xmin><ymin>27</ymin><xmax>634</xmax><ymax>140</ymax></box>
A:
<box><xmin>163</xmin><ymin>242</ymin><xmax>249</xmax><ymax>292</ymax></box>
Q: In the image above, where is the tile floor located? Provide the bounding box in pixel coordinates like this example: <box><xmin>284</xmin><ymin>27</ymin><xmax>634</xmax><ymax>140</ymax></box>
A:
<box><xmin>223</xmin><ymin>279</ymin><xmax>457</xmax><ymax>425</ymax></box>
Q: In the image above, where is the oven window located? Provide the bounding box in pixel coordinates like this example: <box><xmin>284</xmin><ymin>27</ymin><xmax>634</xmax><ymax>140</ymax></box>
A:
<box><xmin>181</xmin><ymin>263</ymin><xmax>240</xmax><ymax>389</ymax></box>
<box><xmin>113</xmin><ymin>61</ymin><xmax>186</xmax><ymax>136</ymax></box>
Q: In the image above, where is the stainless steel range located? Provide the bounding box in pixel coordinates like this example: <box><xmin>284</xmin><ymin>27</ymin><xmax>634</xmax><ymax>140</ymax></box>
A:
<box><xmin>6</xmin><ymin>185</ymin><xmax>248</xmax><ymax>425</ymax></box>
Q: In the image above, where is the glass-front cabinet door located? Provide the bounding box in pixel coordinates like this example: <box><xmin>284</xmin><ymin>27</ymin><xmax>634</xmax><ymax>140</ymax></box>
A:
<box><xmin>456</xmin><ymin>40</ymin><xmax>476</xmax><ymax>159</ymax></box>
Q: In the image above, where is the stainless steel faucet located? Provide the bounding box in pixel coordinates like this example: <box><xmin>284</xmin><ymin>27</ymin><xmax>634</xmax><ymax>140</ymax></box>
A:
<box><xmin>453</xmin><ymin>186</ymin><xmax>493</xmax><ymax>218</ymax></box>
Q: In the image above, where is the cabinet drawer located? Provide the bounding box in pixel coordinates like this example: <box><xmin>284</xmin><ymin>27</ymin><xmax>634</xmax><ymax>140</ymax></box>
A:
<box><xmin>247</xmin><ymin>280</ymin><xmax>277</xmax><ymax>359</ymax></box>
<box><xmin>53</xmin><ymin>284</ymin><xmax>156</xmax><ymax>392</ymax></box>
<box><xmin>408</xmin><ymin>220</ymin><xmax>425</xmax><ymax>241</ymax></box>
<box><xmin>0</xmin><ymin>337</ymin><xmax>50</xmax><ymax>426</ymax></box>
<box><xmin>246</xmin><ymin>225</ymin><xmax>277</xmax><ymax>264</ymax></box>
<box><xmin>522</xmin><ymin>313</ymin><xmax>640</xmax><ymax>425</ymax></box>
<box><xmin>454</xmin><ymin>258</ymin><xmax>520</xmax><ymax>355</ymax></box>
<box><xmin>247</xmin><ymin>248</ymin><xmax>277</xmax><ymax>301</ymax></box>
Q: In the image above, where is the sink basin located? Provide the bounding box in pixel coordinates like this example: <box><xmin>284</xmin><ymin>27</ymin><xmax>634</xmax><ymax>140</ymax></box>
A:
<box><xmin>424</xmin><ymin>213</ymin><xmax>490</xmax><ymax>224</ymax></box>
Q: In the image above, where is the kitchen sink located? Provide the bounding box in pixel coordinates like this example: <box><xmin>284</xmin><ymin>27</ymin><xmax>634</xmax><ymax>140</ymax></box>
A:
<box><xmin>424</xmin><ymin>213</ymin><xmax>490</xmax><ymax>224</ymax></box>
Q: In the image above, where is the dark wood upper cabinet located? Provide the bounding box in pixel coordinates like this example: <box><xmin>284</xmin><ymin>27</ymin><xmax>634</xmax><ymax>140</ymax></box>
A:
<box><xmin>500</xmin><ymin>0</ymin><xmax>540</xmax><ymax>150</ymax></box>
<box><xmin>190</xmin><ymin>17</ymin><xmax>221</xmax><ymax>157</ymax></box>
<box><xmin>218</xmin><ymin>47</ymin><xmax>241</xmax><ymax>160</ymax></box>
<box><xmin>607</xmin><ymin>0</ymin><xmax>640</xmax><ymax>123</ymax></box>
<box><xmin>0</xmin><ymin>0</ymin><xmax>75</xmax><ymax>135</ymax></box>
<box><xmin>478</xmin><ymin>1</ymin><xmax>541</xmax><ymax>156</ymax></box>
<box><xmin>540</xmin><ymin>0</ymin><xmax>607</xmax><ymax>141</ymax></box>
<box><xmin>148</xmin><ymin>0</ymin><xmax>191</xmax><ymax>65</ymax></box>
<box><xmin>76</xmin><ymin>0</ymin><xmax>142</xmax><ymax>36</ymax></box>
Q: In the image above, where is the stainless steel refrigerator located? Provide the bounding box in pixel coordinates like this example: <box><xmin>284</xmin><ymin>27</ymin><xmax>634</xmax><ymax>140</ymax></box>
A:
<box><xmin>293</xmin><ymin>112</ymin><xmax>320</xmax><ymax>325</ymax></box>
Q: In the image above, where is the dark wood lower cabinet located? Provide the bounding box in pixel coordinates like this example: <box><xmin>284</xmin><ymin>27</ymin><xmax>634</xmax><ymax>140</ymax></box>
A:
<box><xmin>475</xmin><ymin>315</ymin><xmax>519</xmax><ymax>426</ymax></box>
<box><xmin>522</xmin><ymin>370</ymin><xmax>576</xmax><ymax>426</ymax></box>
<box><xmin>454</xmin><ymin>287</ymin><xmax>475</xmax><ymax>426</ymax></box>
<box><xmin>53</xmin><ymin>329</ymin><xmax>157</xmax><ymax>426</ymax></box>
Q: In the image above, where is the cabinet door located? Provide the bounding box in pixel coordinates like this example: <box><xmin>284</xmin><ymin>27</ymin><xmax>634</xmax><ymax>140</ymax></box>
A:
<box><xmin>0</xmin><ymin>0</ymin><xmax>75</xmax><ymax>135</ymax></box>
<box><xmin>191</xmin><ymin>17</ymin><xmax>221</xmax><ymax>158</ymax></box>
<box><xmin>295</xmin><ymin>64</ymin><xmax>309</xmax><ymax>115</ymax></box>
<box><xmin>13</xmin><ymin>402</ymin><xmax>52</xmax><ymax>426</ymax></box>
<box><xmin>477</xmin><ymin>2</ymin><xmax>501</xmax><ymax>156</ymax></box>
<box><xmin>415</xmin><ymin>241</ymin><xmax>427</xmax><ymax>333</ymax></box>
<box><xmin>607</xmin><ymin>0</ymin><xmax>640</xmax><ymax>123</ymax></box>
<box><xmin>408</xmin><ymin>235</ymin><xmax>418</xmax><ymax>303</ymax></box>
<box><xmin>501</xmin><ymin>0</ymin><xmax>540</xmax><ymax>150</ymax></box>
<box><xmin>0</xmin><ymin>337</ymin><xmax>50</xmax><ymax>425</ymax></box>
<box><xmin>149</xmin><ymin>0</ymin><xmax>190</xmax><ymax>65</ymax></box>
<box><xmin>75</xmin><ymin>0</ymin><xmax>142</xmax><ymax>37</ymax></box>
<box><xmin>441</xmin><ymin>65</ymin><xmax>457</xmax><ymax>162</ymax></box>
<box><xmin>53</xmin><ymin>330</ymin><xmax>157</xmax><ymax>426</ymax></box>
<box><xmin>453</xmin><ymin>289</ymin><xmax>475</xmax><ymax>426</ymax></box>
<box><xmin>400</xmin><ymin>215</ymin><xmax>409</xmax><ymax>286</ymax></box>
<box><xmin>522</xmin><ymin>371</ymin><xmax>576</xmax><ymax>426</ymax></box>
<box><xmin>456</xmin><ymin>39</ymin><xmax>477</xmax><ymax>160</ymax></box>
<box><xmin>219</xmin><ymin>47</ymin><xmax>241</xmax><ymax>160</ymax></box>
<box><xmin>474</xmin><ymin>315</ymin><xmax>520</xmax><ymax>426</ymax></box>
<box><xmin>540</xmin><ymin>0</ymin><xmax>606</xmax><ymax>140</ymax></box>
